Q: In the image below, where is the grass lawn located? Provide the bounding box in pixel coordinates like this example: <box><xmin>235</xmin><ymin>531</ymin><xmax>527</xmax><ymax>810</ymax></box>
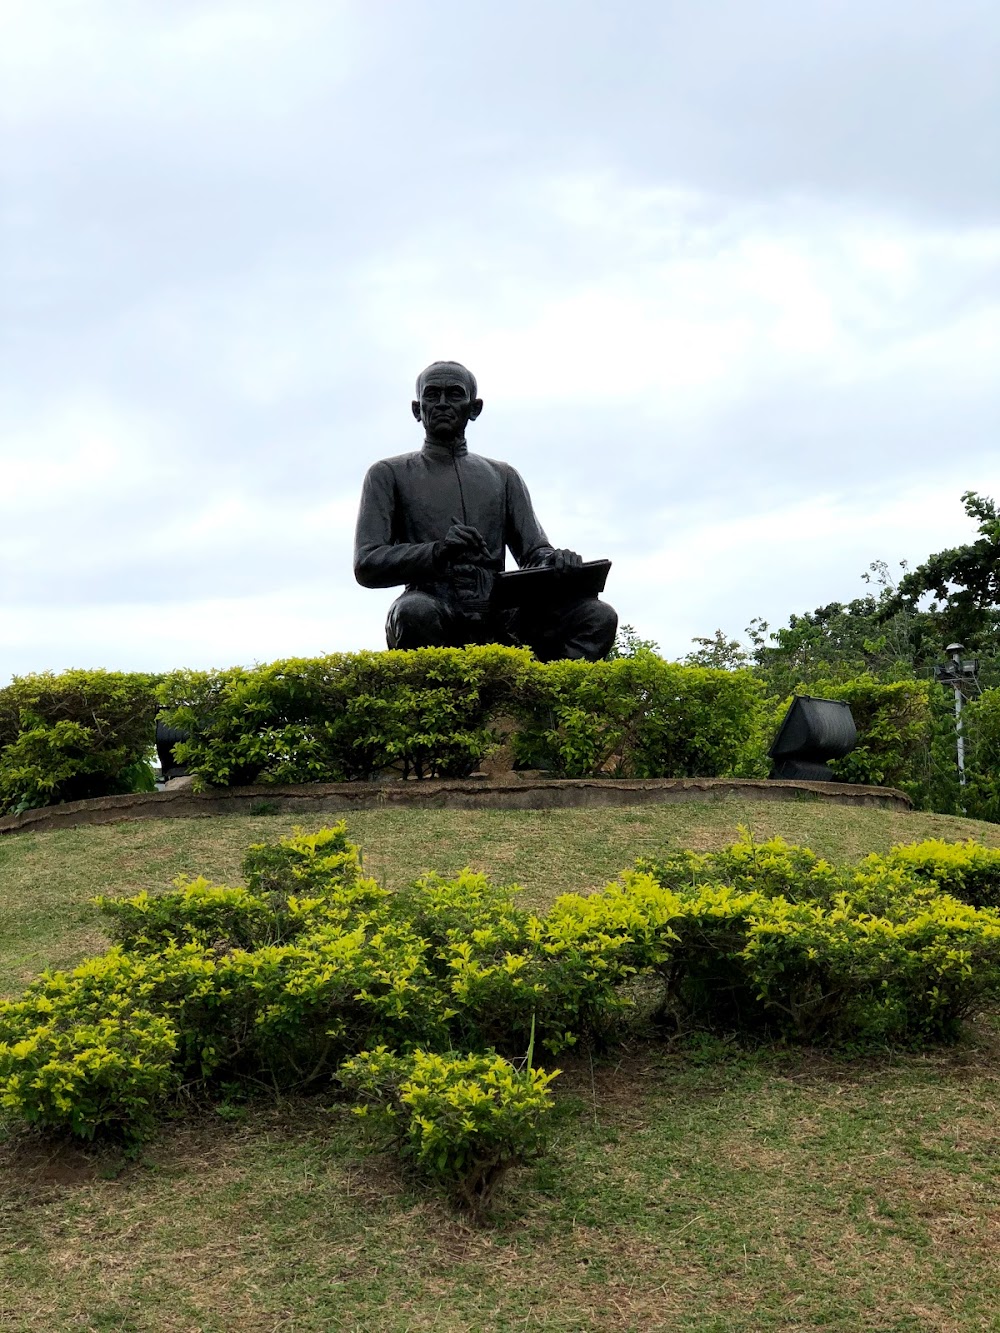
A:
<box><xmin>3</xmin><ymin>800</ymin><xmax>1000</xmax><ymax>1331</ymax></box>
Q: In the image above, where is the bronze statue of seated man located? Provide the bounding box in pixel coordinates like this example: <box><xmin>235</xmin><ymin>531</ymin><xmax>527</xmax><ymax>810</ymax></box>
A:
<box><xmin>354</xmin><ymin>361</ymin><xmax>618</xmax><ymax>661</ymax></box>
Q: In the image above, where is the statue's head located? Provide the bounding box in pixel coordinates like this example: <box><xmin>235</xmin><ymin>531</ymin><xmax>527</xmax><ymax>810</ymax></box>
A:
<box><xmin>412</xmin><ymin>361</ymin><xmax>483</xmax><ymax>443</ymax></box>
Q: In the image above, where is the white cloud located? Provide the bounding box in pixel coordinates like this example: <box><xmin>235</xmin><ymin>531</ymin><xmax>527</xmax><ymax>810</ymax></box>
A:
<box><xmin>0</xmin><ymin>588</ymin><xmax>380</xmax><ymax>676</ymax></box>
<box><xmin>358</xmin><ymin>176</ymin><xmax>1000</xmax><ymax>415</ymax></box>
<box><xmin>0</xmin><ymin>1</ymin><xmax>358</xmax><ymax>129</ymax></box>
<box><xmin>0</xmin><ymin>401</ymin><xmax>169</xmax><ymax>515</ymax></box>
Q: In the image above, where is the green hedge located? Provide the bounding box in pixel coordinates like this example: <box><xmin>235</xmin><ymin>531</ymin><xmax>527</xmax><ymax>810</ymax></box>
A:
<box><xmin>0</xmin><ymin>655</ymin><xmax>982</xmax><ymax>816</ymax></box>
<box><xmin>774</xmin><ymin>676</ymin><xmax>934</xmax><ymax>797</ymax></box>
<box><xmin>157</xmin><ymin>648</ymin><xmax>771</xmax><ymax>786</ymax></box>
<box><xmin>965</xmin><ymin>688</ymin><xmax>1000</xmax><ymax>825</ymax></box>
<box><xmin>0</xmin><ymin>670</ymin><xmax>161</xmax><ymax>814</ymax></box>
<box><xmin>512</xmin><ymin>654</ymin><xmax>768</xmax><ymax>778</ymax></box>
<box><xmin>158</xmin><ymin>647</ymin><xmax>536</xmax><ymax>784</ymax></box>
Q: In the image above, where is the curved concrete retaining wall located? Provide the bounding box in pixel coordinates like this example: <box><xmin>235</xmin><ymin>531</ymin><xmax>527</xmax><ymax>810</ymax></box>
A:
<box><xmin>0</xmin><ymin>776</ymin><xmax>912</xmax><ymax>837</ymax></box>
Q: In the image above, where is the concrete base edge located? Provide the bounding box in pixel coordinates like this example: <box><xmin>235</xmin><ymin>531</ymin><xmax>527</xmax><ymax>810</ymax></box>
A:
<box><xmin>0</xmin><ymin>776</ymin><xmax>912</xmax><ymax>837</ymax></box>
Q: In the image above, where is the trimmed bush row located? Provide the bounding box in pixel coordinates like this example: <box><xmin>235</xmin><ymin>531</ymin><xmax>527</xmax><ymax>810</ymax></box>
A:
<box><xmin>0</xmin><ymin>652</ymin><xmax>945</xmax><ymax>814</ymax></box>
<box><xmin>0</xmin><ymin>670</ymin><xmax>161</xmax><ymax>814</ymax></box>
<box><xmin>159</xmin><ymin>647</ymin><xmax>771</xmax><ymax>785</ymax></box>
<box><xmin>3</xmin><ymin>826</ymin><xmax>1000</xmax><ymax>1214</ymax></box>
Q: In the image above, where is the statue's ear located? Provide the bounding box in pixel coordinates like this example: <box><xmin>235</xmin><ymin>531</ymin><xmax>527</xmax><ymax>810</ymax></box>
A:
<box><xmin>468</xmin><ymin>398</ymin><xmax>484</xmax><ymax>422</ymax></box>
<box><xmin>411</xmin><ymin>400</ymin><xmax>422</xmax><ymax>422</ymax></box>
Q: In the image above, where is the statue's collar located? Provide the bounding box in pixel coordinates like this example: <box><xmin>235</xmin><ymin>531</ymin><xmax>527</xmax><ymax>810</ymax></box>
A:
<box><xmin>422</xmin><ymin>439</ymin><xmax>468</xmax><ymax>460</ymax></box>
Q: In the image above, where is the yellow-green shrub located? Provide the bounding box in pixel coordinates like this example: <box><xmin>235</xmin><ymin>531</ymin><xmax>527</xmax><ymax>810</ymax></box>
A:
<box><xmin>227</xmin><ymin>920</ymin><xmax>453</xmax><ymax>1083</ymax></box>
<box><xmin>0</xmin><ymin>951</ymin><xmax>184</xmax><ymax>1140</ymax></box>
<box><xmin>567</xmin><ymin>838</ymin><xmax>1000</xmax><ymax>1041</ymax></box>
<box><xmin>744</xmin><ymin>893</ymin><xmax>1000</xmax><ymax>1042</ymax></box>
<box><xmin>391</xmin><ymin>869</ymin><xmax>639</xmax><ymax>1054</ymax></box>
<box><xmin>637</xmin><ymin>829</ymin><xmax>840</xmax><ymax>901</ymax></box>
<box><xmin>339</xmin><ymin>1047</ymin><xmax>558</xmax><ymax>1220</ymax></box>
<box><xmin>395</xmin><ymin>869</ymin><xmax>529</xmax><ymax>955</ymax></box>
<box><xmin>96</xmin><ymin>824</ymin><xmax>388</xmax><ymax>953</ymax></box>
<box><xmin>241</xmin><ymin>824</ymin><xmax>378</xmax><ymax>901</ymax></box>
<box><xmin>0</xmin><ymin>1008</ymin><xmax>179</xmax><ymax>1141</ymax></box>
<box><xmin>7</xmin><ymin>824</ymin><xmax>1000</xmax><ymax>1157</ymax></box>
<box><xmin>96</xmin><ymin>880</ymin><xmax>288</xmax><ymax>952</ymax></box>
<box><xmin>873</xmin><ymin>839</ymin><xmax>1000</xmax><ymax>910</ymax></box>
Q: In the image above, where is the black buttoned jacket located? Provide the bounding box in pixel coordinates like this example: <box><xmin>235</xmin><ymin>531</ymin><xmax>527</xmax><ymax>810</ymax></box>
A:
<box><xmin>353</xmin><ymin>440</ymin><xmax>556</xmax><ymax>609</ymax></box>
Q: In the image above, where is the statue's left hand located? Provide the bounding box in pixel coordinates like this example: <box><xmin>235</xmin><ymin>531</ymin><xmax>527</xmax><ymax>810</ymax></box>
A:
<box><xmin>548</xmin><ymin>549</ymin><xmax>584</xmax><ymax>575</ymax></box>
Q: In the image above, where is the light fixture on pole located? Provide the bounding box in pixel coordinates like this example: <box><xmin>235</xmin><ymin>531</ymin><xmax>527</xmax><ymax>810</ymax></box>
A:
<box><xmin>933</xmin><ymin>642</ymin><xmax>980</xmax><ymax>788</ymax></box>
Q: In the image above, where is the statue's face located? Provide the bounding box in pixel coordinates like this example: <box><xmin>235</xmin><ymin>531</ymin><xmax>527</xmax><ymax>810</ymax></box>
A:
<box><xmin>412</xmin><ymin>368</ymin><xmax>483</xmax><ymax>442</ymax></box>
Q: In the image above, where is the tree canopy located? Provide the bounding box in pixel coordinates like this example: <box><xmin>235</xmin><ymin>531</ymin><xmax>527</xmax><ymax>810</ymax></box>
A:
<box><xmin>884</xmin><ymin>491</ymin><xmax>1000</xmax><ymax>646</ymax></box>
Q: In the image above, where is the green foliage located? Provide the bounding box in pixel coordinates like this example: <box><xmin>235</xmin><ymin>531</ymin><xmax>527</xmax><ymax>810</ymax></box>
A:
<box><xmin>87</xmin><ymin>825</ymin><xmax>438</xmax><ymax>1087</ymax></box>
<box><xmin>221</xmin><ymin>920</ymin><xmax>453</xmax><ymax>1084</ymax></box>
<box><xmin>392</xmin><ymin>869</ymin><xmax>639</xmax><ymax>1055</ymax></box>
<box><xmin>875</xmin><ymin>839</ymin><xmax>1000</xmax><ymax>910</ymax></box>
<box><xmin>965</xmin><ymin>688</ymin><xmax>1000</xmax><ymax>824</ymax></box>
<box><xmin>0</xmin><ymin>948</ymin><xmax>183</xmax><ymax>1140</ymax></box>
<box><xmin>96</xmin><ymin>824</ymin><xmax>386</xmax><ymax>951</ymax></box>
<box><xmin>757</xmin><ymin>677</ymin><xmax>937</xmax><ymax>804</ymax></box>
<box><xmin>445</xmin><ymin>910</ymin><xmax>640</xmax><ymax>1057</ymax></box>
<box><xmin>745</xmin><ymin>893</ymin><xmax>1000</xmax><ymax>1042</ymax></box>
<box><xmin>0</xmin><ymin>1005</ymin><xmax>180</xmax><ymax>1141</ymax></box>
<box><xmin>159</xmin><ymin>648</ymin><xmax>774</xmax><ymax>787</ymax></box>
<box><xmin>0</xmin><ymin>670</ymin><xmax>161</xmax><ymax>813</ymax></box>
<box><xmin>819</xmin><ymin>678</ymin><xmax>933</xmax><ymax>795</ymax></box>
<box><xmin>96</xmin><ymin>880</ymin><xmax>294</xmax><ymax>952</ymax></box>
<box><xmin>731</xmin><ymin>497</ymin><xmax>1000</xmax><ymax>818</ymax></box>
<box><xmin>158</xmin><ymin>647</ymin><xmax>535</xmax><ymax>786</ymax></box>
<box><xmin>684</xmin><ymin>628</ymin><xmax>751</xmax><ymax>671</ymax></box>
<box><xmin>605</xmin><ymin>622</ymin><xmax>661</xmax><ymax>659</ymax></box>
<box><xmin>746</xmin><ymin>592</ymin><xmax>931</xmax><ymax>696</ymax></box>
<box><xmin>513</xmin><ymin>656</ymin><xmax>769</xmax><ymax>779</ymax></box>
<box><xmin>630</xmin><ymin>829</ymin><xmax>1000</xmax><ymax>1039</ymax></box>
<box><xmin>395</xmin><ymin>869</ymin><xmax>528</xmax><ymax>956</ymax></box>
<box><xmin>447</xmin><ymin>838</ymin><xmax>1000</xmax><ymax>1049</ymax></box>
<box><xmin>0</xmin><ymin>942</ymin><xmax>254</xmax><ymax>1125</ymax></box>
<box><xmin>339</xmin><ymin>1047</ymin><xmax>558</xmax><ymax>1220</ymax></box>
<box><xmin>4</xmin><ymin>499</ymin><xmax>998</xmax><ymax>823</ymax></box>
<box><xmin>886</xmin><ymin>492</ymin><xmax>1000</xmax><ymax>646</ymax></box>
<box><xmin>638</xmin><ymin>829</ymin><xmax>840</xmax><ymax>901</ymax></box>
<box><xmin>241</xmin><ymin>823</ymin><xmax>372</xmax><ymax>897</ymax></box>
<box><xmin>0</xmin><ymin>651</ymin><xmax>950</xmax><ymax>806</ymax></box>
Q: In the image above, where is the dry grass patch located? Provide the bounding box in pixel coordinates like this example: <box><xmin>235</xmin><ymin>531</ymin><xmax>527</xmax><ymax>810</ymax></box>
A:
<box><xmin>4</xmin><ymin>1042</ymin><xmax>1000</xmax><ymax>1330</ymax></box>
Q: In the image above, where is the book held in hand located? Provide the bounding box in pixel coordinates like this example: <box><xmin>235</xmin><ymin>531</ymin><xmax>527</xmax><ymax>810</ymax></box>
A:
<box><xmin>491</xmin><ymin>559</ymin><xmax>612</xmax><ymax>610</ymax></box>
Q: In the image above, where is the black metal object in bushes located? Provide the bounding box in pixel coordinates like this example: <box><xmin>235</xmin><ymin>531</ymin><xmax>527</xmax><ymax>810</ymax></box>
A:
<box><xmin>769</xmin><ymin>695</ymin><xmax>857</xmax><ymax>782</ymax></box>
<box><xmin>156</xmin><ymin>718</ymin><xmax>190</xmax><ymax>782</ymax></box>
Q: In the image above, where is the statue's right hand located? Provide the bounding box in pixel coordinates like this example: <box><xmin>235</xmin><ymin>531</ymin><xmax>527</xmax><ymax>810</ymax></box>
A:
<box><xmin>440</xmin><ymin>522</ymin><xmax>490</xmax><ymax>563</ymax></box>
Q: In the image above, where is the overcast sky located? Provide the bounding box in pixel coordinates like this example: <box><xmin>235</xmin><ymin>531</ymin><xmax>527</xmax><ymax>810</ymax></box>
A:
<box><xmin>2</xmin><ymin>0</ymin><xmax>998</xmax><ymax>678</ymax></box>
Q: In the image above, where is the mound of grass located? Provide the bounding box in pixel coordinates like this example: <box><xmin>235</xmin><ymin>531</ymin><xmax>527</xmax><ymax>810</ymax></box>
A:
<box><xmin>3</xmin><ymin>800</ymin><xmax>1000</xmax><ymax>1330</ymax></box>
<box><xmin>3</xmin><ymin>799</ymin><xmax>998</xmax><ymax>999</ymax></box>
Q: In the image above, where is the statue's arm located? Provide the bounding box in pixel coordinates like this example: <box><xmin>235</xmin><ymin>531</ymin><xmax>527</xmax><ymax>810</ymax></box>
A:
<box><xmin>504</xmin><ymin>465</ymin><xmax>556</xmax><ymax>569</ymax></box>
<box><xmin>353</xmin><ymin>462</ymin><xmax>442</xmax><ymax>589</ymax></box>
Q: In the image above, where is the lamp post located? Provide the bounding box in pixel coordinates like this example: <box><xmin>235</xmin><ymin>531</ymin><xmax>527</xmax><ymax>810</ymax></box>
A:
<box><xmin>933</xmin><ymin>642</ymin><xmax>980</xmax><ymax>789</ymax></box>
